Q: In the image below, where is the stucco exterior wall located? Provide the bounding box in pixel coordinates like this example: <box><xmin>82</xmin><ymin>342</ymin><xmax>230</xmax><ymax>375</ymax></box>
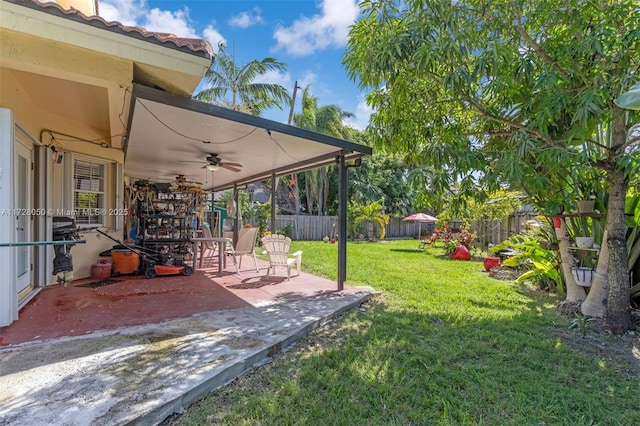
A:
<box><xmin>1</xmin><ymin>21</ymin><xmax>129</xmax><ymax>280</ymax></box>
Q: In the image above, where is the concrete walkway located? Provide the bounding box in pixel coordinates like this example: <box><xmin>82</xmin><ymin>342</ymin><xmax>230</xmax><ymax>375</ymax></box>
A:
<box><xmin>0</xmin><ymin>289</ymin><xmax>373</xmax><ymax>425</ymax></box>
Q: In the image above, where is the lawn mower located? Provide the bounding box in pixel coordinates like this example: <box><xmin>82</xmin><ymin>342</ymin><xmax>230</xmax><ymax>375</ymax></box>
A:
<box><xmin>96</xmin><ymin>229</ymin><xmax>193</xmax><ymax>279</ymax></box>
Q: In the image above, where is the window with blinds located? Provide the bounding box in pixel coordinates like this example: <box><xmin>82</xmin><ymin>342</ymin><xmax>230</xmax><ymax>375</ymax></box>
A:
<box><xmin>74</xmin><ymin>159</ymin><xmax>105</xmax><ymax>225</ymax></box>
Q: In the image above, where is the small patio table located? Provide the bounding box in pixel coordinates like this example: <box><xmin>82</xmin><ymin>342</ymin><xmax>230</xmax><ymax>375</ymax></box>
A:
<box><xmin>190</xmin><ymin>237</ymin><xmax>233</xmax><ymax>273</ymax></box>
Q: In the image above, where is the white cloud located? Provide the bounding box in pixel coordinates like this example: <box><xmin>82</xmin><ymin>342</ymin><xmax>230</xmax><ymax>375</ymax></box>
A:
<box><xmin>343</xmin><ymin>96</ymin><xmax>373</xmax><ymax>130</ymax></box>
<box><xmin>273</xmin><ymin>0</ymin><xmax>360</xmax><ymax>56</ymax></box>
<box><xmin>99</xmin><ymin>0</ymin><xmax>143</xmax><ymax>26</ymax></box>
<box><xmin>255</xmin><ymin>70</ymin><xmax>292</xmax><ymax>90</ymax></box>
<box><xmin>228</xmin><ymin>8</ymin><xmax>264</xmax><ymax>29</ymax></box>
<box><xmin>99</xmin><ymin>0</ymin><xmax>224</xmax><ymax>47</ymax></box>
<box><xmin>203</xmin><ymin>26</ymin><xmax>226</xmax><ymax>52</ymax></box>
<box><xmin>145</xmin><ymin>7</ymin><xmax>198</xmax><ymax>38</ymax></box>
<box><xmin>297</xmin><ymin>71</ymin><xmax>317</xmax><ymax>90</ymax></box>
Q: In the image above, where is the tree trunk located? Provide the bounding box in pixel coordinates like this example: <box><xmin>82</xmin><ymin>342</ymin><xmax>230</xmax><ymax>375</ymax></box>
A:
<box><xmin>604</xmin><ymin>168</ymin><xmax>631</xmax><ymax>333</ymax></box>
<box><xmin>555</xmin><ymin>220</ymin><xmax>587</xmax><ymax>302</ymax></box>
<box><xmin>317</xmin><ymin>167</ymin><xmax>325</xmax><ymax>216</ymax></box>
<box><xmin>292</xmin><ymin>174</ymin><xmax>301</xmax><ymax>215</ymax></box>
<box><xmin>305</xmin><ymin>174</ymin><xmax>313</xmax><ymax>215</ymax></box>
<box><xmin>321</xmin><ymin>167</ymin><xmax>329</xmax><ymax>216</ymax></box>
<box><xmin>581</xmin><ymin>230</ymin><xmax>608</xmax><ymax>318</ymax></box>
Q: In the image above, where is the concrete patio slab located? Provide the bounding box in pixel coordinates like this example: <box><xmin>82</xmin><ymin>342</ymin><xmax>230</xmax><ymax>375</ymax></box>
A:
<box><xmin>0</xmin><ymin>261</ymin><xmax>374</xmax><ymax>425</ymax></box>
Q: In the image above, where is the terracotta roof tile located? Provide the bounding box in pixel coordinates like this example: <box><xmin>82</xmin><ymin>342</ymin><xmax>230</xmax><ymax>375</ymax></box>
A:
<box><xmin>7</xmin><ymin>0</ymin><xmax>214</xmax><ymax>60</ymax></box>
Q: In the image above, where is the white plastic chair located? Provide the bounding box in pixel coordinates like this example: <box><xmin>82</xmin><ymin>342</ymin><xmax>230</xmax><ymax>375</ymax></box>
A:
<box><xmin>261</xmin><ymin>234</ymin><xmax>303</xmax><ymax>280</ymax></box>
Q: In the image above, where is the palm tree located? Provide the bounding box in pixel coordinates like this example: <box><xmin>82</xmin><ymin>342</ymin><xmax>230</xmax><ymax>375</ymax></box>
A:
<box><xmin>293</xmin><ymin>85</ymin><xmax>354</xmax><ymax>214</ymax></box>
<box><xmin>353</xmin><ymin>200</ymin><xmax>390</xmax><ymax>240</ymax></box>
<box><xmin>194</xmin><ymin>43</ymin><xmax>292</xmax><ymax>116</ymax></box>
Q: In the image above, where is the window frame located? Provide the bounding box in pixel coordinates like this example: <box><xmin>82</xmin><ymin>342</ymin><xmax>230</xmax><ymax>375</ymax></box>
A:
<box><xmin>71</xmin><ymin>155</ymin><xmax>112</xmax><ymax>228</ymax></box>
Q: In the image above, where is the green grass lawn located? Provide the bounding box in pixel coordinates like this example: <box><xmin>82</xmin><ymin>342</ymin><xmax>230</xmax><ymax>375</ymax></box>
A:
<box><xmin>169</xmin><ymin>239</ymin><xmax>640</xmax><ymax>425</ymax></box>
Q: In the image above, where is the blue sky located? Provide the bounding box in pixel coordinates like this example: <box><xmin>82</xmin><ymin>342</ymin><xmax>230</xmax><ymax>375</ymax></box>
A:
<box><xmin>99</xmin><ymin>0</ymin><xmax>372</xmax><ymax>128</ymax></box>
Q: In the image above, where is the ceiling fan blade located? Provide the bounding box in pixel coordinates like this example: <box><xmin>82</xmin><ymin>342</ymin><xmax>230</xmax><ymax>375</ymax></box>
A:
<box><xmin>222</xmin><ymin>164</ymin><xmax>242</xmax><ymax>172</ymax></box>
<box><xmin>220</xmin><ymin>161</ymin><xmax>243</xmax><ymax>167</ymax></box>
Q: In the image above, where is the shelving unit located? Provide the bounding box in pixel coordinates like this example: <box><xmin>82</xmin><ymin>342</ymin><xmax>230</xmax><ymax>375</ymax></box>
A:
<box><xmin>551</xmin><ymin>212</ymin><xmax>605</xmax><ymax>290</ymax></box>
<box><xmin>567</xmin><ymin>247</ymin><xmax>600</xmax><ymax>253</ymax></box>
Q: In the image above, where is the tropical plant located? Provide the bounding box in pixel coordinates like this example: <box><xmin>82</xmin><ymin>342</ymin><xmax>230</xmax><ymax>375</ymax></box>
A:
<box><xmin>353</xmin><ymin>199</ymin><xmax>390</xmax><ymax>240</ymax></box>
<box><xmin>492</xmin><ymin>234</ymin><xmax>563</xmax><ymax>293</ymax></box>
<box><xmin>344</xmin><ymin>0</ymin><xmax>640</xmax><ymax>333</ymax></box>
<box><xmin>293</xmin><ymin>85</ymin><xmax>354</xmax><ymax>216</ymax></box>
<box><xmin>276</xmin><ymin>224</ymin><xmax>294</xmax><ymax>239</ymax></box>
<box><xmin>194</xmin><ymin>43</ymin><xmax>292</xmax><ymax>116</ymax></box>
<box><xmin>569</xmin><ymin>313</ymin><xmax>598</xmax><ymax>339</ymax></box>
<box><xmin>248</xmin><ymin>202</ymin><xmax>272</xmax><ymax>238</ymax></box>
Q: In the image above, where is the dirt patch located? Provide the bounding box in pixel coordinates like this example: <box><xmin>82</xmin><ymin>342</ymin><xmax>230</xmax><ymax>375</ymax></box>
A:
<box><xmin>555</xmin><ymin>303</ymin><xmax>640</xmax><ymax>381</ymax></box>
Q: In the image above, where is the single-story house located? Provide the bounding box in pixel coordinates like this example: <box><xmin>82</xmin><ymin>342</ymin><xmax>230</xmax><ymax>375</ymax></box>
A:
<box><xmin>0</xmin><ymin>0</ymin><xmax>371</xmax><ymax>326</ymax></box>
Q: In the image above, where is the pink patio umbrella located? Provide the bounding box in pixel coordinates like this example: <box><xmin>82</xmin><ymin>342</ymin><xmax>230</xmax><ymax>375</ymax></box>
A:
<box><xmin>402</xmin><ymin>213</ymin><xmax>439</xmax><ymax>239</ymax></box>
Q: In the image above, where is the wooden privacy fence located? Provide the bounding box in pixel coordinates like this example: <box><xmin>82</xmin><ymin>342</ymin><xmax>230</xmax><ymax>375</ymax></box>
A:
<box><xmin>258</xmin><ymin>211</ymin><xmax>541</xmax><ymax>245</ymax></box>
<box><xmin>468</xmin><ymin>212</ymin><xmax>540</xmax><ymax>249</ymax></box>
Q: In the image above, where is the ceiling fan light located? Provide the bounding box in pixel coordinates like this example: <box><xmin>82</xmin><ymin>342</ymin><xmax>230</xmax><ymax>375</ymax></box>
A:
<box><xmin>206</xmin><ymin>164</ymin><xmax>220</xmax><ymax>171</ymax></box>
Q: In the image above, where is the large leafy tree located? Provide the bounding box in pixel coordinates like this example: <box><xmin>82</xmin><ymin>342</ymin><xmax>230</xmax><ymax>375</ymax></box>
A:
<box><xmin>344</xmin><ymin>0</ymin><xmax>640</xmax><ymax>333</ymax></box>
<box><xmin>350</xmin><ymin>154</ymin><xmax>416</xmax><ymax>216</ymax></box>
<box><xmin>194</xmin><ymin>43</ymin><xmax>292</xmax><ymax>116</ymax></box>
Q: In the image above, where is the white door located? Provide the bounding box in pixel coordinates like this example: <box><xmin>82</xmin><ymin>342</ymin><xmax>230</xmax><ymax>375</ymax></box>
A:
<box><xmin>15</xmin><ymin>142</ymin><xmax>33</xmax><ymax>301</ymax></box>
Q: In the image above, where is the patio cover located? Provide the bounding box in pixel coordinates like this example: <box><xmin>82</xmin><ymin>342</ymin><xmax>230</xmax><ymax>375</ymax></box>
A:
<box><xmin>125</xmin><ymin>84</ymin><xmax>372</xmax><ymax>289</ymax></box>
<box><xmin>125</xmin><ymin>84</ymin><xmax>371</xmax><ymax>191</ymax></box>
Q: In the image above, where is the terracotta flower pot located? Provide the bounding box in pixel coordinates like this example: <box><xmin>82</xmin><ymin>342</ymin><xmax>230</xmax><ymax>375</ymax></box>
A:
<box><xmin>483</xmin><ymin>257</ymin><xmax>501</xmax><ymax>271</ymax></box>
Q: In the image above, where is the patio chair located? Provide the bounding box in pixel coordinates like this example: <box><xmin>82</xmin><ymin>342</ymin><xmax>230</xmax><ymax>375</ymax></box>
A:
<box><xmin>261</xmin><ymin>234</ymin><xmax>303</xmax><ymax>280</ymax></box>
<box><xmin>198</xmin><ymin>224</ymin><xmax>219</xmax><ymax>268</ymax></box>
<box><xmin>228</xmin><ymin>227</ymin><xmax>260</xmax><ymax>273</ymax></box>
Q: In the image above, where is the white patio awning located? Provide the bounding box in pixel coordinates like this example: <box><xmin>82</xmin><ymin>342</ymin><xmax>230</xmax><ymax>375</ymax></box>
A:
<box><xmin>125</xmin><ymin>84</ymin><xmax>371</xmax><ymax>191</ymax></box>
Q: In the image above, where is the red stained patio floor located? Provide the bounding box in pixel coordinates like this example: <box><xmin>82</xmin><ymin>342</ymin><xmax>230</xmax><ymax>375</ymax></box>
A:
<box><xmin>0</xmin><ymin>258</ymin><xmax>357</xmax><ymax>347</ymax></box>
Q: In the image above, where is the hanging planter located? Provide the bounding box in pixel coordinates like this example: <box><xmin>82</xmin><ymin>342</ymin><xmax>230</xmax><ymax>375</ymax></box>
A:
<box><xmin>571</xmin><ymin>266</ymin><xmax>595</xmax><ymax>287</ymax></box>
<box><xmin>552</xmin><ymin>216</ymin><xmax>563</xmax><ymax>229</ymax></box>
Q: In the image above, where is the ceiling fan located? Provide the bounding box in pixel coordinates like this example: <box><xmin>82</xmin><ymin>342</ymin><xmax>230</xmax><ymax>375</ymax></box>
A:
<box><xmin>174</xmin><ymin>174</ymin><xmax>201</xmax><ymax>185</ymax></box>
<box><xmin>204</xmin><ymin>153</ymin><xmax>243</xmax><ymax>172</ymax></box>
<box><xmin>180</xmin><ymin>153</ymin><xmax>243</xmax><ymax>172</ymax></box>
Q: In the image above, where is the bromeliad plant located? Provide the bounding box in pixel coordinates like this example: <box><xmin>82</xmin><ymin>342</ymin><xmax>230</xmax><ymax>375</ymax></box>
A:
<box><xmin>492</xmin><ymin>234</ymin><xmax>563</xmax><ymax>293</ymax></box>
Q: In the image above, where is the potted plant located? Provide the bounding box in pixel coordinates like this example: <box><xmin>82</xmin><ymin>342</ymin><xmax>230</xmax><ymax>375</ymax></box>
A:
<box><xmin>574</xmin><ymin>177</ymin><xmax>602</xmax><ymax>213</ymax></box>
<box><xmin>570</xmin><ymin>249</ymin><xmax>597</xmax><ymax>287</ymax></box>
<box><xmin>571</xmin><ymin>266</ymin><xmax>595</xmax><ymax>287</ymax></box>
<box><xmin>576</xmin><ymin>197</ymin><xmax>596</xmax><ymax>214</ymax></box>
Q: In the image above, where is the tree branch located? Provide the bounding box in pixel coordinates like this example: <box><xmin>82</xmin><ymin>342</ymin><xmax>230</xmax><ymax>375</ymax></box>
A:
<box><xmin>464</xmin><ymin>96</ymin><xmax>563</xmax><ymax>149</ymax></box>
<box><xmin>511</xmin><ymin>2</ymin><xmax>573</xmax><ymax>82</ymax></box>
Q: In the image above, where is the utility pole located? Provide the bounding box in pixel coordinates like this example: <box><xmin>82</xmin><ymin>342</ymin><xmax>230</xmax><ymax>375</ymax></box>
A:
<box><xmin>287</xmin><ymin>81</ymin><xmax>302</xmax><ymax>215</ymax></box>
<box><xmin>287</xmin><ymin>81</ymin><xmax>301</xmax><ymax>125</ymax></box>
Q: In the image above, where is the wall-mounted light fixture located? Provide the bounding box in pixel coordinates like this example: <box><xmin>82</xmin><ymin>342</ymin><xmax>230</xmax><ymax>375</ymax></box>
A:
<box><xmin>51</xmin><ymin>146</ymin><xmax>63</xmax><ymax>164</ymax></box>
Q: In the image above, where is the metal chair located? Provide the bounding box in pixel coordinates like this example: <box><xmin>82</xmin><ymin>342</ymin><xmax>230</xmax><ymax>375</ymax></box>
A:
<box><xmin>229</xmin><ymin>227</ymin><xmax>260</xmax><ymax>273</ymax></box>
<box><xmin>261</xmin><ymin>234</ymin><xmax>303</xmax><ymax>280</ymax></box>
<box><xmin>198</xmin><ymin>224</ymin><xmax>219</xmax><ymax>268</ymax></box>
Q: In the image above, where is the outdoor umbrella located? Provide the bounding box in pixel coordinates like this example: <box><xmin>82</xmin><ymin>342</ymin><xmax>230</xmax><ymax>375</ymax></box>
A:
<box><xmin>402</xmin><ymin>213</ymin><xmax>439</xmax><ymax>240</ymax></box>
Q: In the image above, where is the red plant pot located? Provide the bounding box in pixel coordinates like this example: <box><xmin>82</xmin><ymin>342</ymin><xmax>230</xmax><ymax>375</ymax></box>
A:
<box><xmin>552</xmin><ymin>216</ymin><xmax>562</xmax><ymax>229</ymax></box>
<box><xmin>483</xmin><ymin>257</ymin><xmax>501</xmax><ymax>271</ymax></box>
